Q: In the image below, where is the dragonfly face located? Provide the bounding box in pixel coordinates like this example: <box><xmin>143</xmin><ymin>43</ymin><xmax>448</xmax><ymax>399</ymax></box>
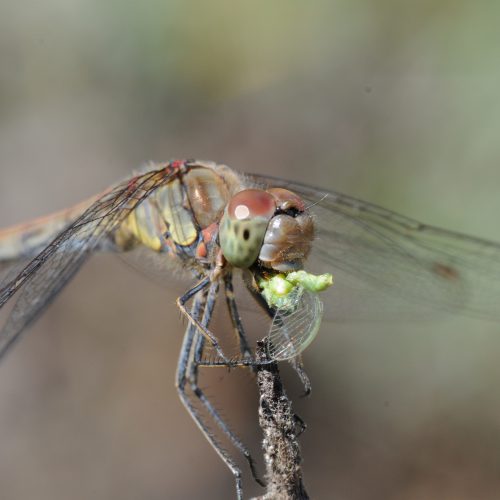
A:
<box><xmin>219</xmin><ymin>187</ymin><xmax>314</xmax><ymax>271</ymax></box>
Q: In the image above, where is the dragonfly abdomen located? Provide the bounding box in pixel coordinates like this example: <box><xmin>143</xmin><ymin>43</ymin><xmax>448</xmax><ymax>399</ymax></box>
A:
<box><xmin>0</xmin><ymin>197</ymin><xmax>95</xmax><ymax>262</ymax></box>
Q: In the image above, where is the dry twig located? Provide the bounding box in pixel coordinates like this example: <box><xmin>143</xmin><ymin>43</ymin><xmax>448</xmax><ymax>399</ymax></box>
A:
<box><xmin>252</xmin><ymin>341</ymin><xmax>309</xmax><ymax>500</ymax></box>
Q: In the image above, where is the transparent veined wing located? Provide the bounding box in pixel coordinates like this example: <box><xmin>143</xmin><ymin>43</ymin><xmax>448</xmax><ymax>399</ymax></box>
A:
<box><xmin>0</xmin><ymin>166</ymin><xmax>178</xmax><ymax>360</ymax></box>
<box><xmin>266</xmin><ymin>286</ymin><xmax>324</xmax><ymax>361</ymax></box>
<box><xmin>248</xmin><ymin>173</ymin><xmax>500</xmax><ymax>323</ymax></box>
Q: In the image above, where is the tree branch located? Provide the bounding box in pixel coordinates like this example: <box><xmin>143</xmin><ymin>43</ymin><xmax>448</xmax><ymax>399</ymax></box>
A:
<box><xmin>252</xmin><ymin>341</ymin><xmax>309</xmax><ymax>500</ymax></box>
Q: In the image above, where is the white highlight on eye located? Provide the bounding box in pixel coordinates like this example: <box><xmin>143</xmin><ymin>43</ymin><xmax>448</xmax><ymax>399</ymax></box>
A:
<box><xmin>234</xmin><ymin>205</ymin><xmax>250</xmax><ymax>220</ymax></box>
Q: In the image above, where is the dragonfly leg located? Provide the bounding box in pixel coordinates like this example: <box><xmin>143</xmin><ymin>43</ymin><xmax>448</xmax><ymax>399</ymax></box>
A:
<box><xmin>177</xmin><ymin>277</ymin><xmax>228</xmax><ymax>362</ymax></box>
<box><xmin>294</xmin><ymin>413</ymin><xmax>307</xmax><ymax>437</ymax></box>
<box><xmin>176</xmin><ymin>283</ymin><xmax>244</xmax><ymax>499</ymax></box>
<box><xmin>187</xmin><ymin>281</ymin><xmax>265</xmax><ymax>488</ymax></box>
<box><xmin>223</xmin><ymin>272</ymin><xmax>252</xmax><ymax>359</ymax></box>
<box><xmin>289</xmin><ymin>354</ymin><xmax>312</xmax><ymax>397</ymax></box>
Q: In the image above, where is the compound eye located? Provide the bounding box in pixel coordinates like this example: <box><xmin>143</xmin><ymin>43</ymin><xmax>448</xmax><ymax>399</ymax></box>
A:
<box><xmin>227</xmin><ymin>189</ymin><xmax>276</xmax><ymax>221</ymax></box>
<box><xmin>267</xmin><ymin>188</ymin><xmax>306</xmax><ymax>212</ymax></box>
<box><xmin>220</xmin><ymin>189</ymin><xmax>276</xmax><ymax>268</ymax></box>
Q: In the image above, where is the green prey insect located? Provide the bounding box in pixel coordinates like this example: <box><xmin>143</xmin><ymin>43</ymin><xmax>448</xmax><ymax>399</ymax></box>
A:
<box><xmin>258</xmin><ymin>270</ymin><xmax>333</xmax><ymax>361</ymax></box>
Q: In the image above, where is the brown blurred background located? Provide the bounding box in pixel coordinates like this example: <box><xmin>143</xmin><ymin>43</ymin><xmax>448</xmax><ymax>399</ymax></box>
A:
<box><xmin>1</xmin><ymin>1</ymin><xmax>500</xmax><ymax>499</ymax></box>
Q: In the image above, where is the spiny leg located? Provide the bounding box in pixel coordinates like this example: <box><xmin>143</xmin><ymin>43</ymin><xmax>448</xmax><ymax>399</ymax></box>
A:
<box><xmin>223</xmin><ymin>272</ymin><xmax>252</xmax><ymax>359</ymax></box>
<box><xmin>177</xmin><ymin>277</ymin><xmax>227</xmax><ymax>361</ymax></box>
<box><xmin>176</xmin><ymin>283</ymin><xmax>244</xmax><ymax>499</ymax></box>
<box><xmin>175</xmin><ymin>291</ymin><xmax>204</xmax><ymax>401</ymax></box>
<box><xmin>289</xmin><ymin>354</ymin><xmax>312</xmax><ymax>397</ymax></box>
<box><xmin>188</xmin><ymin>281</ymin><xmax>265</xmax><ymax>487</ymax></box>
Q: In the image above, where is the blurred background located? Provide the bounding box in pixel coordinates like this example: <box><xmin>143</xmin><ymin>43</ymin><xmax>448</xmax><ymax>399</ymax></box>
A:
<box><xmin>1</xmin><ymin>1</ymin><xmax>500</xmax><ymax>499</ymax></box>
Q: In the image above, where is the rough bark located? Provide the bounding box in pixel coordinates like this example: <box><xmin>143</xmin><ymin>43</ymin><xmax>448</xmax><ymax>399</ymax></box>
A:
<box><xmin>253</xmin><ymin>341</ymin><xmax>309</xmax><ymax>500</ymax></box>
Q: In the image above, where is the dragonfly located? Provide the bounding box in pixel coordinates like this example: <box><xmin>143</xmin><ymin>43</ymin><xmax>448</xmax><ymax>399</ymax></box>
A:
<box><xmin>1</xmin><ymin>159</ymin><xmax>500</xmax><ymax>499</ymax></box>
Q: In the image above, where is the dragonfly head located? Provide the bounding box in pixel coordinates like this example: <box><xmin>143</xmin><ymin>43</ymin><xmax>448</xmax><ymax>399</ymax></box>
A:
<box><xmin>219</xmin><ymin>187</ymin><xmax>314</xmax><ymax>270</ymax></box>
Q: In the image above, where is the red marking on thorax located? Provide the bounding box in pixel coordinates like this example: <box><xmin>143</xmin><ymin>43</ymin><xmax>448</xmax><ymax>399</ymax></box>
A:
<box><xmin>196</xmin><ymin>223</ymin><xmax>219</xmax><ymax>260</ymax></box>
<box><xmin>169</xmin><ymin>159</ymin><xmax>186</xmax><ymax>170</ymax></box>
<box><xmin>196</xmin><ymin>241</ymin><xmax>207</xmax><ymax>259</ymax></box>
<box><xmin>164</xmin><ymin>160</ymin><xmax>188</xmax><ymax>177</ymax></box>
<box><xmin>202</xmin><ymin>222</ymin><xmax>218</xmax><ymax>243</ymax></box>
<box><xmin>127</xmin><ymin>177</ymin><xmax>139</xmax><ymax>192</ymax></box>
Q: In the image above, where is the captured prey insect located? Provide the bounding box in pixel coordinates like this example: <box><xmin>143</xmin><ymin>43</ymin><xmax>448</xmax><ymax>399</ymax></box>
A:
<box><xmin>2</xmin><ymin>159</ymin><xmax>500</xmax><ymax>498</ymax></box>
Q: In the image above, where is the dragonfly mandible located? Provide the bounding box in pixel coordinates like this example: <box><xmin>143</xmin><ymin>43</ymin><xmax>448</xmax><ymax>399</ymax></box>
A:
<box><xmin>2</xmin><ymin>159</ymin><xmax>500</xmax><ymax>499</ymax></box>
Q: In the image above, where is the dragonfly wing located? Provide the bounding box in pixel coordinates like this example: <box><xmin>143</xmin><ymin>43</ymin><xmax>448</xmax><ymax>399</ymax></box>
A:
<box><xmin>0</xmin><ymin>259</ymin><xmax>31</xmax><ymax>285</ymax></box>
<box><xmin>248</xmin><ymin>174</ymin><xmax>500</xmax><ymax>322</ymax></box>
<box><xmin>0</xmin><ymin>167</ymin><xmax>176</xmax><ymax>359</ymax></box>
<box><xmin>116</xmin><ymin>245</ymin><xmax>190</xmax><ymax>292</ymax></box>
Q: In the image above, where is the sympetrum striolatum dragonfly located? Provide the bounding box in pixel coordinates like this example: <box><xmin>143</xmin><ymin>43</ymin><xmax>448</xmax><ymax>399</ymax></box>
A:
<box><xmin>1</xmin><ymin>159</ymin><xmax>500</xmax><ymax>498</ymax></box>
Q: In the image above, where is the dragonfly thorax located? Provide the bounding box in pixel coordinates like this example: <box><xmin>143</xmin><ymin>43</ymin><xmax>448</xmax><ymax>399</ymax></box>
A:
<box><xmin>113</xmin><ymin>162</ymin><xmax>240</xmax><ymax>263</ymax></box>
